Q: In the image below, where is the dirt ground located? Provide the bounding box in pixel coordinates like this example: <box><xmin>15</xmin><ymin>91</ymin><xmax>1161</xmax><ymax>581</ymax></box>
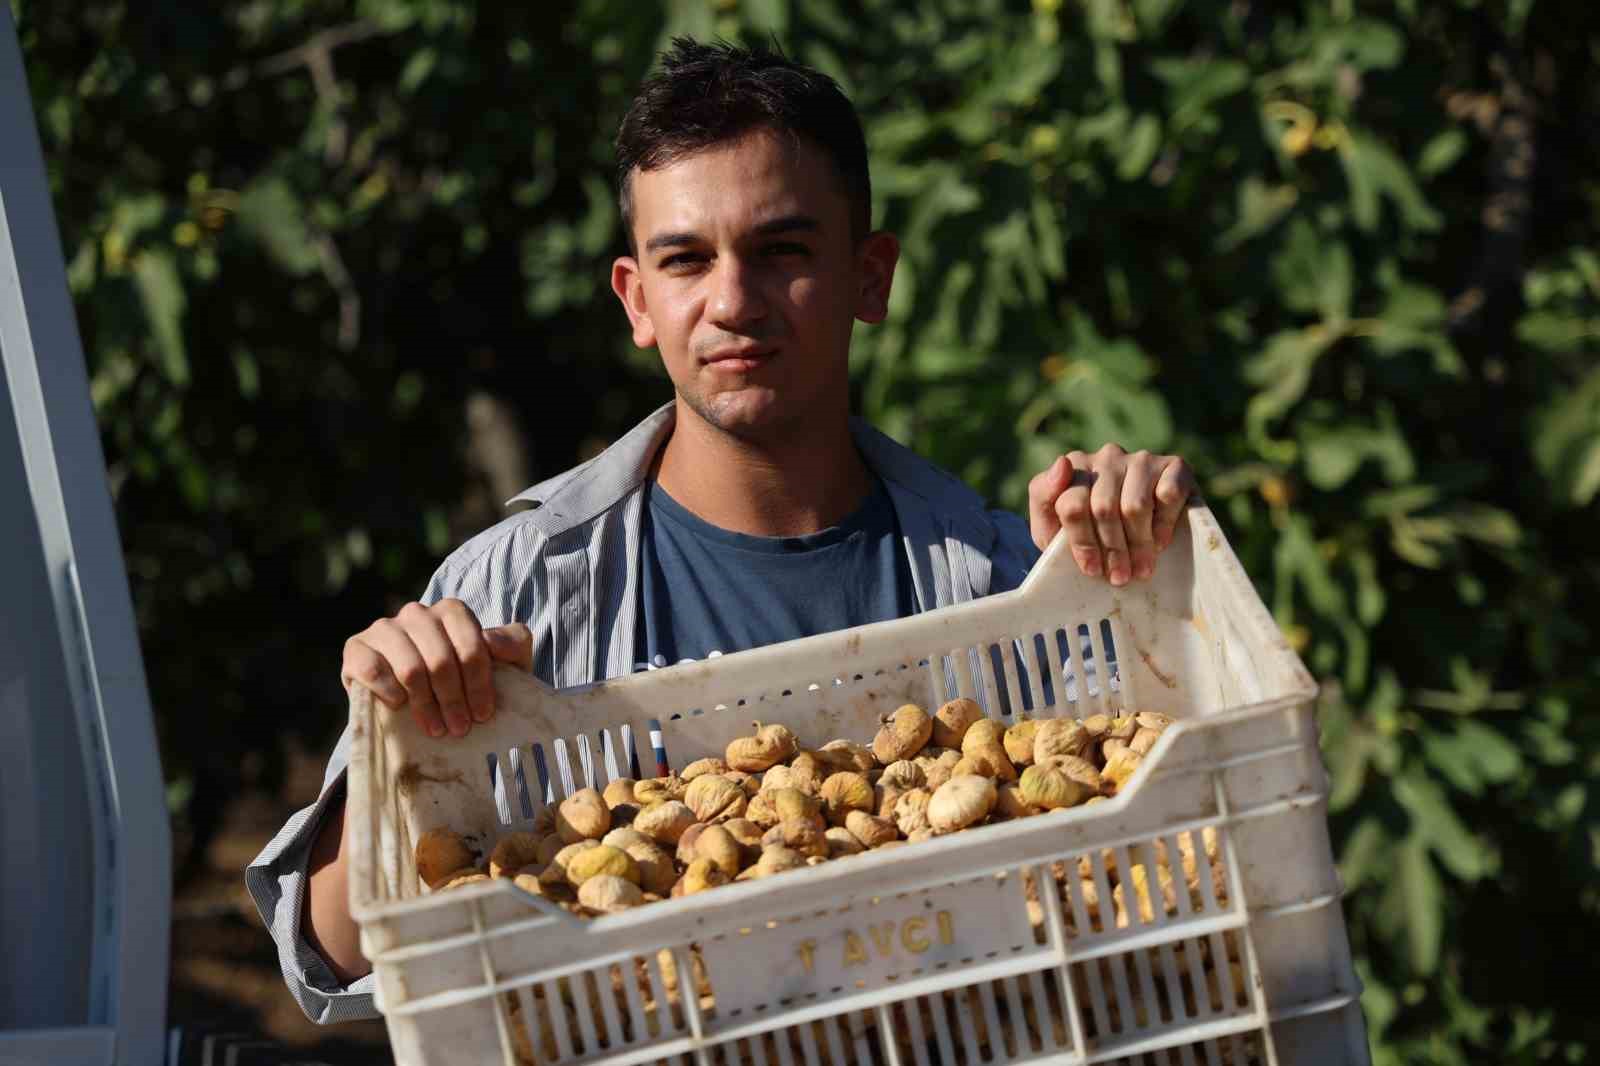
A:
<box><xmin>169</xmin><ymin>743</ymin><xmax>393</xmax><ymax>1065</ymax></box>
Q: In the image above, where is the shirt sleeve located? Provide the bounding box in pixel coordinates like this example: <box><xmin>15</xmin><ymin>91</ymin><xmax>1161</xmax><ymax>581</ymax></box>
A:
<box><xmin>243</xmin><ymin>723</ymin><xmax>380</xmax><ymax>1023</ymax></box>
<box><xmin>245</xmin><ymin>524</ymin><xmax>543</xmax><ymax>1025</ymax></box>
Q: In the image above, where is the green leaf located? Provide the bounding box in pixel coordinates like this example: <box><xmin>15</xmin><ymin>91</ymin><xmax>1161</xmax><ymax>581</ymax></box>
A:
<box><xmin>1244</xmin><ymin>326</ymin><xmax>1338</xmax><ymax>431</ymax></box>
<box><xmin>1516</xmin><ymin>310</ymin><xmax>1596</xmax><ymax>352</ymax></box>
<box><xmin>1030</xmin><ymin>193</ymin><xmax>1066</xmax><ymax>280</ymax></box>
<box><xmin>1329</xmin><ymin>730</ymin><xmax>1376</xmax><ymax>812</ymax></box>
<box><xmin>1217</xmin><ymin>177</ymin><xmax>1298</xmax><ymax>250</ymax></box>
<box><xmin>1338</xmin><ymin>19</ymin><xmax>1406</xmax><ymax>70</ymax></box>
<box><xmin>1152</xmin><ymin>57</ymin><xmax>1251</xmax><ymax>133</ymax></box>
<box><xmin>1395</xmin><ymin>770</ymin><xmax>1487</xmax><ymax>881</ymax></box>
<box><xmin>1132</xmin><ymin>0</ymin><xmax>1181</xmax><ymax>31</ymax></box>
<box><xmin>1350</xmin><ymin>547</ymin><xmax>1386</xmax><ymax>626</ymax></box>
<box><xmin>1397</xmin><ymin>835</ymin><xmax>1443</xmax><ymax>972</ymax></box>
<box><xmin>1444</xmin><ymin>503</ymin><xmax>1521</xmax><ymax>549</ymax></box>
<box><xmin>1531</xmin><ymin>365</ymin><xmax>1600</xmax><ymax>505</ymax></box>
<box><xmin>1300</xmin><ymin>413</ymin><xmax>1415</xmax><ymax>490</ymax></box>
<box><xmin>235</xmin><ymin>178</ymin><xmax>320</xmax><ymax>277</ymax></box>
<box><xmin>1117</xmin><ymin>114</ymin><xmax>1162</xmax><ymax>180</ymax></box>
<box><xmin>1422</xmin><ymin>720</ymin><xmax>1523</xmax><ymax>795</ymax></box>
<box><xmin>131</xmin><ymin>251</ymin><xmax>188</xmax><ymax>386</ymax></box>
<box><xmin>1417</xmin><ymin>128</ymin><xmax>1468</xmax><ymax>178</ymax></box>
<box><xmin>1338</xmin><ymin>132</ymin><xmax>1443</xmax><ymax>233</ymax></box>
<box><xmin>1362</xmin><ymin>484</ymin><xmax>1439</xmax><ymax>518</ymax></box>
<box><xmin>399</xmin><ymin>47</ymin><xmax>437</xmax><ymax>94</ymax></box>
<box><xmin>1271</xmin><ymin>217</ymin><xmax>1351</xmax><ymax>319</ymax></box>
<box><xmin>1339</xmin><ymin>815</ymin><xmax>1390</xmax><ymax>891</ymax></box>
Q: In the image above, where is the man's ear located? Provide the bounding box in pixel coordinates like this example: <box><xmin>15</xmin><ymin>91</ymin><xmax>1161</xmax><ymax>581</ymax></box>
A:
<box><xmin>611</xmin><ymin>256</ymin><xmax>657</xmax><ymax>348</ymax></box>
<box><xmin>854</xmin><ymin>230</ymin><xmax>900</xmax><ymax>325</ymax></box>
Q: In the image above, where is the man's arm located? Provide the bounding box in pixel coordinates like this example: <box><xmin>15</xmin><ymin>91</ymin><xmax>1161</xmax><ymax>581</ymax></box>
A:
<box><xmin>302</xmin><ymin>789</ymin><xmax>369</xmax><ymax>984</ymax></box>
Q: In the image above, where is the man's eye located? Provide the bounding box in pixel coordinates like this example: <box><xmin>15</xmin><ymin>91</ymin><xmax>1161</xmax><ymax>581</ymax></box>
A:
<box><xmin>766</xmin><ymin>242</ymin><xmax>809</xmax><ymax>256</ymax></box>
<box><xmin>661</xmin><ymin>253</ymin><xmax>705</xmax><ymax>269</ymax></box>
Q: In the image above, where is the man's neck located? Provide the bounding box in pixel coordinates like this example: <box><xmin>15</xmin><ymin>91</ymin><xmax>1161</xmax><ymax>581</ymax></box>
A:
<box><xmin>653</xmin><ymin>397</ymin><xmax>873</xmax><ymax>537</ymax></box>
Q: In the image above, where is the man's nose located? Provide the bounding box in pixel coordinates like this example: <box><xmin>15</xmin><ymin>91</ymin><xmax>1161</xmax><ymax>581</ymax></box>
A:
<box><xmin>708</xmin><ymin>256</ymin><xmax>768</xmax><ymax>330</ymax></box>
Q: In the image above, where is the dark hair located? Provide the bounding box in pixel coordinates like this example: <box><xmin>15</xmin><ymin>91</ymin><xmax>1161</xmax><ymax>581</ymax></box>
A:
<box><xmin>615</xmin><ymin>37</ymin><xmax>871</xmax><ymax>255</ymax></box>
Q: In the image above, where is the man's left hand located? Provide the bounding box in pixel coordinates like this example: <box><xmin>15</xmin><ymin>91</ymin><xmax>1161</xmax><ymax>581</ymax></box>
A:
<box><xmin>1027</xmin><ymin>445</ymin><xmax>1197</xmax><ymax>586</ymax></box>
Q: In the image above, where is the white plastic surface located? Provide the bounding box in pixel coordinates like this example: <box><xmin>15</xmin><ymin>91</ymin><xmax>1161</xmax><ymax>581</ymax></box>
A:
<box><xmin>0</xmin><ymin>5</ymin><xmax>171</xmax><ymax>1062</ymax></box>
<box><xmin>347</xmin><ymin>506</ymin><xmax>1368</xmax><ymax>1066</ymax></box>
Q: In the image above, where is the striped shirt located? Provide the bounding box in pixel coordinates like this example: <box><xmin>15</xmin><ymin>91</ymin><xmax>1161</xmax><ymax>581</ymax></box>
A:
<box><xmin>245</xmin><ymin>401</ymin><xmax>1042</xmax><ymax>1024</ymax></box>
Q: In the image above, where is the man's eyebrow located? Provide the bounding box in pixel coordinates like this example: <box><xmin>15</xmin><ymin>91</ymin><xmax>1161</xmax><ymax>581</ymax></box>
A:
<box><xmin>644</xmin><ymin>231</ymin><xmax>701</xmax><ymax>254</ymax></box>
<box><xmin>752</xmin><ymin>214</ymin><xmax>822</xmax><ymax>237</ymax></box>
<box><xmin>642</xmin><ymin>214</ymin><xmax>822</xmax><ymax>255</ymax></box>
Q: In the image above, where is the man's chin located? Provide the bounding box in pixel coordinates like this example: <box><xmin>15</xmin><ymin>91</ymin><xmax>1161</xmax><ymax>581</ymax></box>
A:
<box><xmin>682</xmin><ymin>388</ymin><xmax>795</xmax><ymax>440</ymax></box>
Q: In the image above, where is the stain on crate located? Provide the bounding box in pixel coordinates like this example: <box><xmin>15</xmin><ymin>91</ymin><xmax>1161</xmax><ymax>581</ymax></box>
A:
<box><xmin>395</xmin><ymin>760</ymin><xmax>467</xmax><ymax>798</ymax></box>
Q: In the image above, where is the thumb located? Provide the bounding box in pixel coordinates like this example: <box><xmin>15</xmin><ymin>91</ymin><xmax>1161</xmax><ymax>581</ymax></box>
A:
<box><xmin>484</xmin><ymin>623</ymin><xmax>534</xmax><ymax>672</ymax></box>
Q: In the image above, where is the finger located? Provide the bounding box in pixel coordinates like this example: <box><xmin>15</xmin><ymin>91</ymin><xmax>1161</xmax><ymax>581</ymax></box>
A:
<box><xmin>437</xmin><ymin>601</ymin><xmax>497</xmax><ymax>725</ymax></box>
<box><xmin>397</xmin><ymin>601</ymin><xmax>473</xmax><ymax>737</ymax></box>
<box><xmin>1120</xmin><ymin>451</ymin><xmax>1158</xmax><ymax>582</ymax></box>
<box><xmin>341</xmin><ymin>637</ymin><xmax>410</xmax><ymax>710</ymax></box>
<box><xmin>1054</xmin><ymin>454</ymin><xmax>1101</xmax><ymax>577</ymax></box>
<box><xmin>486</xmin><ymin>623</ymin><xmax>535</xmax><ymax>673</ymax></box>
<box><xmin>1090</xmin><ymin>463</ymin><xmax>1132</xmax><ymax>586</ymax></box>
<box><xmin>359</xmin><ymin>620</ymin><xmax>447</xmax><ymax>738</ymax></box>
<box><xmin>1152</xmin><ymin>459</ymin><xmax>1196</xmax><ymax>551</ymax></box>
<box><xmin>1026</xmin><ymin>454</ymin><xmax>1072</xmax><ymax>551</ymax></box>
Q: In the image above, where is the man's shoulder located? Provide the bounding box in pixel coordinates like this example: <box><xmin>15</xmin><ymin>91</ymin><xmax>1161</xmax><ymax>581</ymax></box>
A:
<box><xmin>426</xmin><ymin>509</ymin><xmax>550</xmax><ymax>597</ymax></box>
<box><xmin>848</xmin><ymin>417</ymin><xmax>989</xmax><ymax>514</ymax></box>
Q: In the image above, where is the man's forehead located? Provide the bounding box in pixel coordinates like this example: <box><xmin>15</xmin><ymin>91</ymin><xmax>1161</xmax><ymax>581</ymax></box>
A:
<box><xmin>629</xmin><ymin>131</ymin><xmax>848</xmax><ymax>235</ymax></box>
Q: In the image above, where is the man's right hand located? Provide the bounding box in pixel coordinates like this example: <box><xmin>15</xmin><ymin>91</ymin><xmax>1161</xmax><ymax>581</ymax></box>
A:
<box><xmin>340</xmin><ymin>599</ymin><xmax>533</xmax><ymax>738</ymax></box>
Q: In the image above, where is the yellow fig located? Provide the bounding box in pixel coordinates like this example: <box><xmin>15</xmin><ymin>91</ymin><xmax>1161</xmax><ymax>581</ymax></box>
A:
<box><xmin>694</xmin><ymin>824</ymin><xmax>745</xmax><ymax>877</ymax></box>
<box><xmin>578</xmin><ymin>874</ymin><xmax>643</xmax><ymax>913</ymax></box>
<box><xmin>1018</xmin><ymin>760</ymin><xmax>1097</xmax><ymax>810</ymax></box>
<box><xmin>633</xmin><ymin>775</ymin><xmax>688</xmax><ymax>806</ymax></box>
<box><xmin>931</xmin><ymin>698</ymin><xmax>984</xmax><ymax>749</ymax></box>
<box><xmin>816</xmin><ymin>739</ymin><xmax>876</xmax><ymax>774</ymax></box>
<box><xmin>685</xmin><ymin>774</ymin><xmax>747</xmax><ymax>823</ymax></box>
<box><xmin>878</xmin><ymin>760</ymin><xmax>926</xmax><ymax>791</ymax></box>
<box><xmin>893</xmin><ymin>788</ymin><xmax>933</xmax><ymax>837</ymax></box>
<box><xmin>556</xmin><ymin>788</ymin><xmax>612</xmax><ymax>843</ymax></box>
<box><xmin>679</xmin><ymin>857</ymin><xmax>729</xmax><ymax>896</ymax></box>
<box><xmin>993</xmin><ymin>782</ymin><xmax>1036</xmax><ymax>820</ymax></box>
<box><xmin>1033</xmin><ymin>718</ymin><xmax>1089</xmax><ymax>764</ymax></box>
<box><xmin>826</xmin><ymin>827</ymin><xmax>867</xmax><ymax>857</ymax></box>
<box><xmin>415</xmin><ymin>828</ymin><xmax>476</xmax><ymax>889</ymax></box>
<box><xmin>1101</xmin><ymin>748</ymin><xmax>1144</xmax><ymax>796</ymax></box>
<box><xmin>624</xmin><ymin>841</ymin><xmax>677</xmax><ymax>896</ymax></box>
<box><xmin>602</xmin><ymin>778</ymin><xmax>638</xmax><ymax>809</ymax></box>
<box><xmin>928</xmin><ymin>775</ymin><xmax>996</xmax><ymax>832</ymax></box>
<box><xmin>1002</xmin><ymin>718</ymin><xmax>1041</xmax><ymax>766</ymax></box>
<box><xmin>952</xmin><ymin>742</ymin><xmax>1017</xmax><ymax>782</ymax></box>
<box><xmin>844</xmin><ymin>809</ymin><xmax>898</xmax><ymax>848</ymax></box>
<box><xmin>488</xmin><ymin>831</ymin><xmax>544</xmax><ymax>879</ymax></box>
<box><xmin>681</xmin><ymin>757</ymin><xmax>730</xmax><ymax>781</ymax></box>
<box><xmin>725</xmin><ymin>722</ymin><xmax>799</xmax><ymax>772</ymax></box>
<box><xmin>872</xmin><ymin>704</ymin><xmax>933</xmax><ymax>764</ymax></box>
<box><xmin>565</xmin><ymin>844</ymin><xmax>639</xmax><ymax>887</ymax></box>
<box><xmin>819</xmin><ymin>771</ymin><xmax>875</xmax><ymax>826</ymax></box>
<box><xmin>633</xmin><ymin>799</ymin><xmax>696</xmax><ymax>845</ymax></box>
<box><xmin>961</xmin><ymin>717</ymin><xmax>1005</xmax><ymax>753</ymax></box>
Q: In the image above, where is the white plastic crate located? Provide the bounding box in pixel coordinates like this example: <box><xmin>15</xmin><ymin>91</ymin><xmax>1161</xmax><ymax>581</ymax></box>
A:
<box><xmin>346</xmin><ymin>504</ymin><xmax>1368</xmax><ymax>1066</ymax></box>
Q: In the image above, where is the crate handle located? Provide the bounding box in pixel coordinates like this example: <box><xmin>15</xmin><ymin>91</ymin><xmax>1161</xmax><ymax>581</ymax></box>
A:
<box><xmin>1025</xmin><ymin>495</ymin><xmax>1204</xmax><ymax>586</ymax></box>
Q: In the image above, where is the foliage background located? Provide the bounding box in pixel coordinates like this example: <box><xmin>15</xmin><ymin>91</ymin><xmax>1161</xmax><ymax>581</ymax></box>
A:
<box><xmin>15</xmin><ymin>0</ymin><xmax>1600</xmax><ymax>1061</ymax></box>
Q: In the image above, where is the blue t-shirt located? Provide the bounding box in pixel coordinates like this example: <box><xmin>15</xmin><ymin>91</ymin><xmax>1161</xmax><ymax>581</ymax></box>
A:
<box><xmin>634</xmin><ymin>475</ymin><xmax>917</xmax><ymax>672</ymax></box>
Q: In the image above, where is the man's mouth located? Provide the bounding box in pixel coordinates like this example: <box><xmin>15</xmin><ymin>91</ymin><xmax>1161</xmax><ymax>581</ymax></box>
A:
<box><xmin>702</xmin><ymin>346</ymin><xmax>777</xmax><ymax>372</ymax></box>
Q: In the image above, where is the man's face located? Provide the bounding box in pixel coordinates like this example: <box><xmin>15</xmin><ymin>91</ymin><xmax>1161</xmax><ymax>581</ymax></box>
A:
<box><xmin>612</xmin><ymin>129</ymin><xmax>896</xmax><ymax>442</ymax></box>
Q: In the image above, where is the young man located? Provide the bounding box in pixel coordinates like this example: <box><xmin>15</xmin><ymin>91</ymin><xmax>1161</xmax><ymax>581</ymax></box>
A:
<box><xmin>249</xmin><ymin>38</ymin><xmax>1195</xmax><ymax>1023</ymax></box>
